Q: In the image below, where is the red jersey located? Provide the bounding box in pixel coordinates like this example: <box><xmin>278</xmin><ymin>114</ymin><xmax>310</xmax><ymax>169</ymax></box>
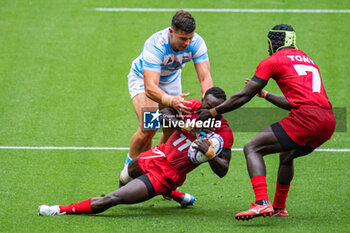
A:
<box><xmin>158</xmin><ymin>98</ymin><xmax>234</xmax><ymax>175</ymax></box>
<box><xmin>254</xmin><ymin>49</ymin><xmax>332</xmax><ymax>109</ymax></box>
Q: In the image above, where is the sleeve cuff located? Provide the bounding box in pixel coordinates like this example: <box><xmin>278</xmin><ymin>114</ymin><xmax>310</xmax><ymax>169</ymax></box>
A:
<box><xmin>193</xmin><ymin>53</ymin><xmax>209</xmax><ymax>64</ymax></box>
<box><xmin>251</xmin><ymin>76</ymin><xmax>268</xmax><ymax>85</ymax></box>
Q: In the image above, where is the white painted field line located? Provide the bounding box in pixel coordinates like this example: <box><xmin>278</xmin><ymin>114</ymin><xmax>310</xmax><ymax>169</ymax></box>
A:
<box><xmin>0</xmin><ymin>146</ymin><xmax>349</xmax><ymax>152</ymax></box>
<box><xmin>95</xmin><ymin>8</ymin><xmax>350</xmax><ymax>13</ymax></box>
<box><xmin>0</xmin><ymin>146</ymin><xmax>129</xmax><ymax>150</ymax></box>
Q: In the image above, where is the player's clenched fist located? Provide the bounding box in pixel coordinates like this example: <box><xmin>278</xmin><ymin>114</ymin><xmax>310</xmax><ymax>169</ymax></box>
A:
<box><xmin>192</xmin><ymin>137</ymin><xmax>216</xmax><ymax>160</ymax></box>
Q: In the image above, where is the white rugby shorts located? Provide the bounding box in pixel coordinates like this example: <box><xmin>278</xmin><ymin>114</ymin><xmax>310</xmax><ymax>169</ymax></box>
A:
<box><xmin>128</xmin><ymin>71</ymin><xmax>182</xmax><ymax>99</ymax></box>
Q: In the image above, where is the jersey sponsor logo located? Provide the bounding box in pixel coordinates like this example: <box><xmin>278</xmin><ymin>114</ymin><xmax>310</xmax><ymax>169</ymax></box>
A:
<box><xmin>177</xmin><ymin>53</ymin><xmax>192</xmax><ymax>64</ymax></box>
<box><xmin>161</xmin><ymin>62</ymin><xmax>183</xmax><ymax>72</ymax></box>
<box><xmin>163</xmin><ymin>53</ymin><xmax>192</xmax><ymax>65</ymax></box>
<box><xmin>182</xmin><ymin>55</ymin><xmax>191</xmax><ymax>63</ymax></box>
<box><xmin>167</xmin><ymin>57</ymin><xmax>173</xmax><ymax>64</ymax></box>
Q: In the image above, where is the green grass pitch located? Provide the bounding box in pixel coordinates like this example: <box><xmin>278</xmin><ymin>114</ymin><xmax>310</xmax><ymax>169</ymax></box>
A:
<box><xmin>1</xmin><ymin>0</ymin><xmax>349</xmax><ymax>232</ymax></box>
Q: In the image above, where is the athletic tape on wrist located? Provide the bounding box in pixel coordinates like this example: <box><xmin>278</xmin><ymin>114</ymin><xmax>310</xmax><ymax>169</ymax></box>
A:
<box><xmin>209</xmin><ymin>108</ymin><xmax>219</xmax><ymax>117</ymax></box>
<box><xmin>161</xmin><ymin>94</ymin><xmax>174</xmax><ymax>107</ymax></box>
<box><xmin>263</xmin><ymin>91</ymin><xmax>269</xmax><ymax>99</ymax></box>
<box><xmin>205</xmin><ymin>139</ymin><xmax>216</xmax><ymax>160</ymax></box>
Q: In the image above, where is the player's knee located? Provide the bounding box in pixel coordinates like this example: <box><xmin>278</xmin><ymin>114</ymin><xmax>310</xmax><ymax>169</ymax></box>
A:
<box><xmin>243</xmin><ymin>142</ymin><xmax>256</xmax><ymax>157</ymax></box>
<box><xmin>137</xmin><ymin>129</ymin><xmax>156</xmax><ymax>141</ymax></box>
<box><xmin>92</xmin><ymin>194</ymin><xmax>120</xmax><ymax>212</ymax></box>
<box><xmin>102</xmin><ymin>193</ymin><xmax>122</xmax><ymax>207</ymax></box>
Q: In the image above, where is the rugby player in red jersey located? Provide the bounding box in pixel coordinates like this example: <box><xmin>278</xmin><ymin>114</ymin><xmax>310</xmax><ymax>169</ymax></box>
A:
<box><xmin>196</xmin><ymin>24</ymin><xmax>336</xmax><ymax>220</ymax></box>
<box><xmin>38</xmin><ymin>87</ymin><xmax>234</xmax><ymax>216</ymax></box>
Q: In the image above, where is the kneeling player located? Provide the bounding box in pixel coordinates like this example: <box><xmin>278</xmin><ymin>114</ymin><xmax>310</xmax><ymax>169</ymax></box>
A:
<box><xmin>38</xmin><ymin>87</ymin><xmax>233</xmax><ymax>216</ymax></box>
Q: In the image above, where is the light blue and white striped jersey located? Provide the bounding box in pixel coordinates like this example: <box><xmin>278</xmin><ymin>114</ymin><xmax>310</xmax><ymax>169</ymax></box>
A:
<box><xmin>130</xmin><ymin>28</ymin><xmax>209</xmax><ymax>84</ymax></box>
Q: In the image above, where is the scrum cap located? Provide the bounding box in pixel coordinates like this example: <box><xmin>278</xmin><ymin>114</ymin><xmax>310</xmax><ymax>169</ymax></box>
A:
<box><xmin>267</xmin><ymin>24</ymin><xmax>297</xmax><ymax>53</ymax></box>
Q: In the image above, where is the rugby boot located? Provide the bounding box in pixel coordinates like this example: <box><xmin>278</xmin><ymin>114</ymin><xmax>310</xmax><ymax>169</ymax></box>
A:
<box><xmin>273</xmin><ymin>208</ymin><xmax>289</xmax><ymax>217</ymax></box>
<box><xmin>235</xmin><ymin>202</ymin><xmax>274</xmax><ymax>221</ymax></box>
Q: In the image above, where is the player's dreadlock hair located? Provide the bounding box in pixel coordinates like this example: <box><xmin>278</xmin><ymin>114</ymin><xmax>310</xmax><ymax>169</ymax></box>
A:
<box><xmin>204</xmin><ymin>87</ymin><xmax>227</xmax><ymax>101</ymax></box>
<box><xmin>267</xmin><ymin>24</ymin><xmax>297</xmax><ymax>54</ymax></box>
<box><xmin>171</xmin><ymin>10</ymin><xmax>196</xmax><ymax>33</ymax></box>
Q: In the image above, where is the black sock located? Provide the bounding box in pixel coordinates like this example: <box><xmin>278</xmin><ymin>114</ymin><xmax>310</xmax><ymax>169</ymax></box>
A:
<box><xmin>256</xmin><ymin>199</ymin><xmax>269</xmax><ymax>205</ymax></box>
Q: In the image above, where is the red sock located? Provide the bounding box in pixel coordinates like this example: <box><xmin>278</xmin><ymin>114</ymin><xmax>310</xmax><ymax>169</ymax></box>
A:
<box><xmin>273</xmin><ymin>182</ymin><xmax>290</xmax><ymax>209</ymax></box>
<box><xmin>59</xmin><ymin>198</ymin><xmax>93</xmax><ymax>214</ymax></box>
<box><xmin>251</xmin><ymin>175</ymin><xmax>269</xmax><ymax>203</ymax></box>
<box><xmin>169</xmin><ymin>190</ymin><xmax>185</xmax><ymax>203</ymax></box>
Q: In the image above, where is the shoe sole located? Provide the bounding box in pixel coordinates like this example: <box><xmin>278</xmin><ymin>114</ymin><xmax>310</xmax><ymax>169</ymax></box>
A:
<box><xmin>235</xmin><ymin>211</ymin><xmax>274</xmax><ymax>221</ymax></box>
<box><xmin>272</xmin><ymin>213</ymin><xmax>289</xmax><ymax>217</ymax></box>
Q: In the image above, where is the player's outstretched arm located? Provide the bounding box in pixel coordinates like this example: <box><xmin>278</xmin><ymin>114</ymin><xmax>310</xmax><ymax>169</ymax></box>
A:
<box><xmin>263</xmin><ymin>92</ymin><xmax>291</xmax><ymax>110</ymax></box>
<box><xmin>216</xmin><ymin>78</ymin><xmax>264</xmax><ymax>114</ymax></box>
<box><xmin>144</xmin><ymin>70</ymin><xmax>192</xmax><ymax>114</ymax></box>
<box><xmin>196</xmin><ymin>78</ymin><xmax>265</xmax><ymax>122</ymax></box>
<box><xmin>143</xmin><ymin>69</ymin><xmax>163</xmax><ymax>102</ymax></box>
<box><xmin>194</xmin><ymin>60</ymin><xmax>213</xmax><ymax>98</ymax></box>
<box><xmin>244</xmin><ymin>78</ymin><xmax>291</xmax><ymax>110</ymax></box>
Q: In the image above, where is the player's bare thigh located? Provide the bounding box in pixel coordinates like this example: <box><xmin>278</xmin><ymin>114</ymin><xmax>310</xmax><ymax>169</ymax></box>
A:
<box><xmin>244</xmin><ymin>125</ymin><xmax>283</xmax><ymax>156</ymax></box>
<box><xmin>132</xmin><ymin>92</ymin><xmax>158</xmax><ymax>127</ymax></box>
<box><xmin>245</xmin><ymin>124</ymin><xmax>314</xmax><ymax>158</ymax></box>
<box><xmin>132</xmin><ymin>93</ymin><xmax>174</xmax><ymax>140</ymax></box>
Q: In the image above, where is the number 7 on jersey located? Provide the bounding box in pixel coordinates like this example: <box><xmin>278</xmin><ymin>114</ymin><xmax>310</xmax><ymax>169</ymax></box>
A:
<box><xmin>293</xmin><ymin>64</ymin><xmax>321</xmax><ymax>93</ymax></box>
